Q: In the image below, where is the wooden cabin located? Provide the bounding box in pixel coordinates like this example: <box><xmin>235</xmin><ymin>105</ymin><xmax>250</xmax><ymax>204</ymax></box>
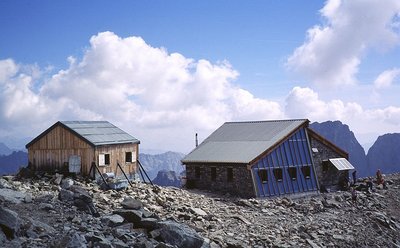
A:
<box><xmin>26</xmin><ymin>121</ymin><xmax>140</xmax><ymax>178</ymax></box>
<box><xmin>181</xmin><ymin>119</ymin><xmax>354</xmax><ymax>198</ymax></box>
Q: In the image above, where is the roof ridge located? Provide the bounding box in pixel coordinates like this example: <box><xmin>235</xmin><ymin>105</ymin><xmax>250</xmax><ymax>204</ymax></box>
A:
<box><xmin>225</xmin><ymin>119</ymin><xmax>308</xmax><ymax>124</ymax></box>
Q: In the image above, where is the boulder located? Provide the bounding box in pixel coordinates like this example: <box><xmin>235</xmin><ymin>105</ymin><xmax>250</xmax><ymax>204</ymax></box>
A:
<box><xmin>156</xmin><ymin>221</ymin><xmax>204</xmax><ymax>248</ymax></box>
<box><xmin>101</xmin><ymin>214</ymin><xmax>124</xmax><ymax>227</ymax></box>
<box><xmin>25</xmin><ymin>218</ymin><xmax>56</xmax><ymax>239</ymax></box>
<box><xmin>0</xmin><ymin>206</ymin><xmax>20</xmax><ymax>238</ymax></box>
<box><xmin>59</xmin><ymin>189</ymin><xmax>74</xmax><ymax>202</ymax></box>
<box><xmin>121</xmin><ymin>197</ymin><xmax>143</xmax><ymax>210</ymax></box>
<box><xmin>0</xmin><ymin>188</ymin><xmax>27</xmax><ymax>204</ymax></box>
<box><xmin>113</xmin><ymin>209</ymin><xmax>143</xmax><ymax>226</ymax></box>
<box><xmin>61</xmin><ymin>178</ymin><xmax>74</xmax><ymax>189</ymax></box>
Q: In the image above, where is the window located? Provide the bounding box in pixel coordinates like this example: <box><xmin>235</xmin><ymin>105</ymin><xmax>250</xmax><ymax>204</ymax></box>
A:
<box><xmin>273</xmin><ymin>168</ymin><xmax>283</xmax><ymax>181</ymax></box>
<box><xmin>288</xmin><ymin>167</ymin><xmax>297</xmax><ymax>180</ymax></box>
<box><xmin>99</xmin><ymin>154</ymin><xmax>110</xmax><ymax>166</ymax></box>
<box><xmin>302</xmin><ymin>166</ymin><xmax>311</xmax><ymax>179</ymax></box>
<box><xmin>125</xmin><ymin>152</ymin><xmax>132</xmax><ymax>163</ymax></box>
<box><xmin>104</xmin><ymin>154</ymin><xmax>110</xmax><ymax>165</ymax></box>
<box><xmin>258</xmin><ymin>169</ymin><xmax>268</xmax><ymax>183</ymax></box>
<box><xmin>227</xmin><ymin>168</ymin><xmax>233</xmax><ymax>182</ymax></box>
<box><xmin>322</xmin><ymin>160</ymin><xmax>330</xmax><ymax>172</ymax></box>
<box><xmin>195</xmin><ymin>166</ymin><xmax>201</xmax><ymax>179</ymax></box>
<box><xmin>211</xmin><ymin>167</ymin><xmax>217</xmax><ymax>181</ymax></box>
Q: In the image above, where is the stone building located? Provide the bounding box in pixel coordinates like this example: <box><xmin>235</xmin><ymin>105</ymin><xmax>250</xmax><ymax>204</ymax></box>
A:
<box><xmin>182</xmin><ymin>119</ymin><xmax>353</xmax><ymax>198</ymax></box>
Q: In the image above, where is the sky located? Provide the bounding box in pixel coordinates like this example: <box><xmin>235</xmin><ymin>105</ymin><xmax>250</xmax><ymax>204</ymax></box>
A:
<box><xmin>0</xmin><ymin>0</ymin><xmax>400</xmax><ymax>153</ymax></box>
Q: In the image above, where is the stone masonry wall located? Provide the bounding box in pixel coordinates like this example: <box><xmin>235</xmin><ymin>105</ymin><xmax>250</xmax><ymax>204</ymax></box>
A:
<box><xmin>310</xmin><ymin>138</ymin><xmax>349</xmax><ymax>191</ymax></box>
<box><xmin>185</xmin><ymin>164</ymin><xmax>255</xmax><ymax>198</ymax></box>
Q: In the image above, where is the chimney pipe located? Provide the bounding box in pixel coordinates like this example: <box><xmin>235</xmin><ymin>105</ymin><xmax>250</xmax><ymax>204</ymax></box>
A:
<box><xmin>195</xmin><ymin>133</ymin><xmax>198</xmax><ymax>147</ymax></box>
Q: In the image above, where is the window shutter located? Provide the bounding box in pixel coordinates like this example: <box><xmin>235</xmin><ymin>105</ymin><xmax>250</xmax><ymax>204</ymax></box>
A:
<box><xmin>99</xmin><ymin>154</ymin><xmax>105</xmax><ymax>166</ymax></box>
<box><xmin>132</xmin><ymin>152</ymin><xmax>137</xmax><ymax>162</ymax></box>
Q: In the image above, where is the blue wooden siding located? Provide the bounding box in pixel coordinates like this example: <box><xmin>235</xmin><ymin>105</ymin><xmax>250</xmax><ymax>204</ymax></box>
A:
<box><xmin>252</xmin><ymin>128</ymin><xmax>318</xmax><ymax>197</ymax></box>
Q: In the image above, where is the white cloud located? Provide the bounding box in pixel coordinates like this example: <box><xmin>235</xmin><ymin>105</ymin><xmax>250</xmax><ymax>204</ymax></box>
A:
<box><xmin>286</xmin><ymin>0</ymin><xmax>400</xmax><ymax>87</ymax></box>
<box><xmin>2</xmin><ymin>31</ymin><xmax>400</xmax><ymax>152</ymax></box>
<box><xmin>285</xmin><ymin>86</ymin><xmax>400</xmax><ymax>145</ymax></box>
<box><xmin>0</xmin><ymin>32</ymin><xmax>284</xmax><ymax>152</ymax></box>
<box><xmin>374</xmin><ymin>68</ymin><xmax>400</xmax><ymax>89</ymax></box>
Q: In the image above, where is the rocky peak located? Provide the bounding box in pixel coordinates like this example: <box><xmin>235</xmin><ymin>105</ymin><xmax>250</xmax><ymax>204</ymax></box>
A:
<box><xmin>367</xmin><ymin>133</ymin><xmax>400</xmax><ymax>175</ymax></box>
<box><xmin>152</xmin><ymin>170</ymin><xmax>181</xmax><ymax>187</ymax></box>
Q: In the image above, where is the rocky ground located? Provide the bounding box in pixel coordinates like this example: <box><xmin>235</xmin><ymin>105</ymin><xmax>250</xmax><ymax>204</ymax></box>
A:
<box><xmin>0</xmin><ymin>172</ymin><xmax>399</xmax><ymax>248</ymax></box>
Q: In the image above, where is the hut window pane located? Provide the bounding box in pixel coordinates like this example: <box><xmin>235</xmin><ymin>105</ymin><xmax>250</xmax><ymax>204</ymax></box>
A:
<box><xmin>104</xmin><ymin>154</ymin><xmax>110</xmax><ymax>165</ymax></box>
<box><xmin>125</xmin><ymin>152</ymin><xmax>132</xmax><ymax>163</ymax></box>
<box><xmin>258</xmin><ymin>169</ymin><xmax>268</xmax><ymax>183</ymax></box>
<box><xmin>195</xmin><ymin>166</ymin><xmax>201</xmax><ymax>179</ymax></box>
<box><xmin>302</xmin><ymin>166</ymin><xmax>311</xmax><ymax>179</ymax></box>
<box><xmin>211</xmin><ymin>167</ymin><xmax>217</xmax><ymax>181</ymax></box>
<box><xmin>288</xmin><ymin>167</ymin><xmax>297</xmax><ymax>180</ymax></box>
<box><xmin>227</xmin><ymin>168</ymin><xmax>233</xmax><ymax>182</ymax></box>
<box><xmin>273</xmin><ymin>168</ymin><xmax>283</xmax><ymax>181</ymax></box>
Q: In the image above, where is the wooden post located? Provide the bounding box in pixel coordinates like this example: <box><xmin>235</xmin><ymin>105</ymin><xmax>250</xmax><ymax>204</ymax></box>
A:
<box><xmin>90</xmin><ymin>162</ymin><xmax>110</xmax><ymax>189</ymax></box>
<box><xmin>138</xmin><ymin>160</ymin><xmax>153</xmax><ymax>185</ymax></box>
<box><xmin>117</xmin><ymin>161</ymin><xmax>134</xmax><ymax>188</ymax></box>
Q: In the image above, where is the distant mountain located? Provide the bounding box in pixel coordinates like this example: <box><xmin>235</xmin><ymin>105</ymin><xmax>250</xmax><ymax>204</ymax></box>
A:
<box><xmin>0</xmin><ymin>142</ymin><xmax>13</xmax><ymax>156</ymax></box>
<box><xmin>367</xmin><ymin>133</ymin><xmax>400</xmax><ymax>175</ymax></box>
<box><xmin>310</xmin><ymin>121</ymin><xmax>368</xmax><ymax>177</ymax></box>
<box><xmin>152</xmin><ymin>170</ymin><xmax>181</xmax><ymax>187</ymax></box>
<box><xmin>139</xmin><ymin>151</ymin><xmax>185</xmax><ymax>181</ymax></box>
<box><xmin>0</xmin><ymin>151</ymin><xmax>28</xmax><ymax>175</ymax></box>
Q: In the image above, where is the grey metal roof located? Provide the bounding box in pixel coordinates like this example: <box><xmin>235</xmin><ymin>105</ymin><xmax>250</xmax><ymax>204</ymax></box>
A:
<box><xmin>329</xmin><ymin>158</ymin><xmax>354</xmax><ymax>171</ymax></box>
<box><xmin>60</xmin><ymin>121</ymin><xmax>139</xmax><ymax>146</ymax></box>
<box><xmin>182</xmin><ymin>119</ymin><xmax>308</xmax><ymax>164</ymax></box>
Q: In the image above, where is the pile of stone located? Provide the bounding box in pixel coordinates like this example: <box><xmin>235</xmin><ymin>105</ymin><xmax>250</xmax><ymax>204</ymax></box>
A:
<box><xmin>0</xmin><ymin>172</ymin><xmax>399</xmax><ymax>248</ymax></box>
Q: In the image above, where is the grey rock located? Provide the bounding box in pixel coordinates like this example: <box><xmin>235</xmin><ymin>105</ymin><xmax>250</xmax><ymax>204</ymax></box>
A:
<box><xmin>121</xmin><ymin>197</ymin><xmax>143</xmax><ymax>210</ymax></box>
<box><xmin>24</xmin><ymin>193</ymin><xmax>33</xmax><ymax>203</ymax></box>
<box><xmin>101</xmin><ymin>214</ymin><xmax>124</xmax><ymax>227</ymax></box>
<box><xmin>54</xmin><ymin>173</ymin><xmax>63</xmax><ymax>185</ymax></box>
<box><xmin>0</xmin><ymin>228</ymin><xmax>6</xmax><ymax>243</ymax></box>
<box><xmin>85</xmin><ymin>233</ymin><xmax>112</xmax><ymax>247</ymax></box>
<box><xmin>62</xmin><ymin>232</ymin><xmax>87</xmax><ymax>248</ymax></box>
<box><xmin>113</xmin><ymin>209</ymin><xmax>143</xmax><ymax>226</ymax></box>
<box><xmin>141</xmin><ymin>217</ymin><xmax>160</xmax><ymax>230</ymax></box>
<box><xmin>59</xmin><ymin>189</ymin><xmax>74</xmax><ymax>202</ymax></box>
<box><xmin>190</xmin><ymin>207</ymin><xmax>207</xmax><ymax>216</ymax></box>
<box><xmin>0</xmin><ymin>188</ymin><xmax>27</xmax><ymax>204</ymax></box>
<box><xmin>0</xmin><ymin>178</ymin><xmax>12</xmax><ymax>189</ymax></box>
<box><xmin>157</xmin><ymin>220</ymin><xmax>204</xmax><ymax>248</ymax></box>
<box><xmin>39</xmin><ymin>203</ymin><xmax>55</xmax><ymax>211</ymax></box>
<box><xmin>25</xmin><ymin>218</ymin><xmax>56</xmax><ymax>238</ymax></box>
<box><xmin>0</xmin><ymin>206</ymin><xmax>20</xmax><ymax>238</ymax></box>
<box><xmin>61</xmin><ymin>178</ymin><xmax>74</xmax><ymax>189</ymax></box>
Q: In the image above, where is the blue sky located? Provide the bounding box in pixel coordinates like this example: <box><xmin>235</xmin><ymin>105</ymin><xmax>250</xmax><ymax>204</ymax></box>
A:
<box><xmin>1</xmin><ymin>0</ymin><xmax>400</xmax><ymax>152</ymax></box>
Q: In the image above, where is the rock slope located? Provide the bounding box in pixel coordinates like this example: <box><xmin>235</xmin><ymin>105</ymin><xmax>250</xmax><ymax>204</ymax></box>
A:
<box><xmin>0</xmin><ymin>172</ymin><xmax>399</xmax><ymax>247</ymax></box>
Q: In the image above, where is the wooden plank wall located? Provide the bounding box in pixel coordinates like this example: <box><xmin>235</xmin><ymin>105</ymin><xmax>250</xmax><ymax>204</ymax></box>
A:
<box><xmin>94</xmin><ymin>143</ymin><xmax>138</xmax><ymax>178</ymax></box>
<box><xmin>28</xmin><ymin>125</ymin><xmax>94</xmax><ymax>174</ymax></box>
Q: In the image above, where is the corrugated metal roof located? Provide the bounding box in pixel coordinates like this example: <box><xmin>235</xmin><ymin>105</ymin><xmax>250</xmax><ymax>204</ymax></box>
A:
<box><xmin>61</xmin><ymin>121</ymin><xmax>139</xmax><ymax>146</ymax></box>
<box><xmin>182</xmin><ymin>119</ymin><xmax>308</xmax><ymax>164</ymax></box>
<box><xmin>329</xmin><ymin>158</ymin><xmax>354</xmax><ymax>171</ymax></box>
